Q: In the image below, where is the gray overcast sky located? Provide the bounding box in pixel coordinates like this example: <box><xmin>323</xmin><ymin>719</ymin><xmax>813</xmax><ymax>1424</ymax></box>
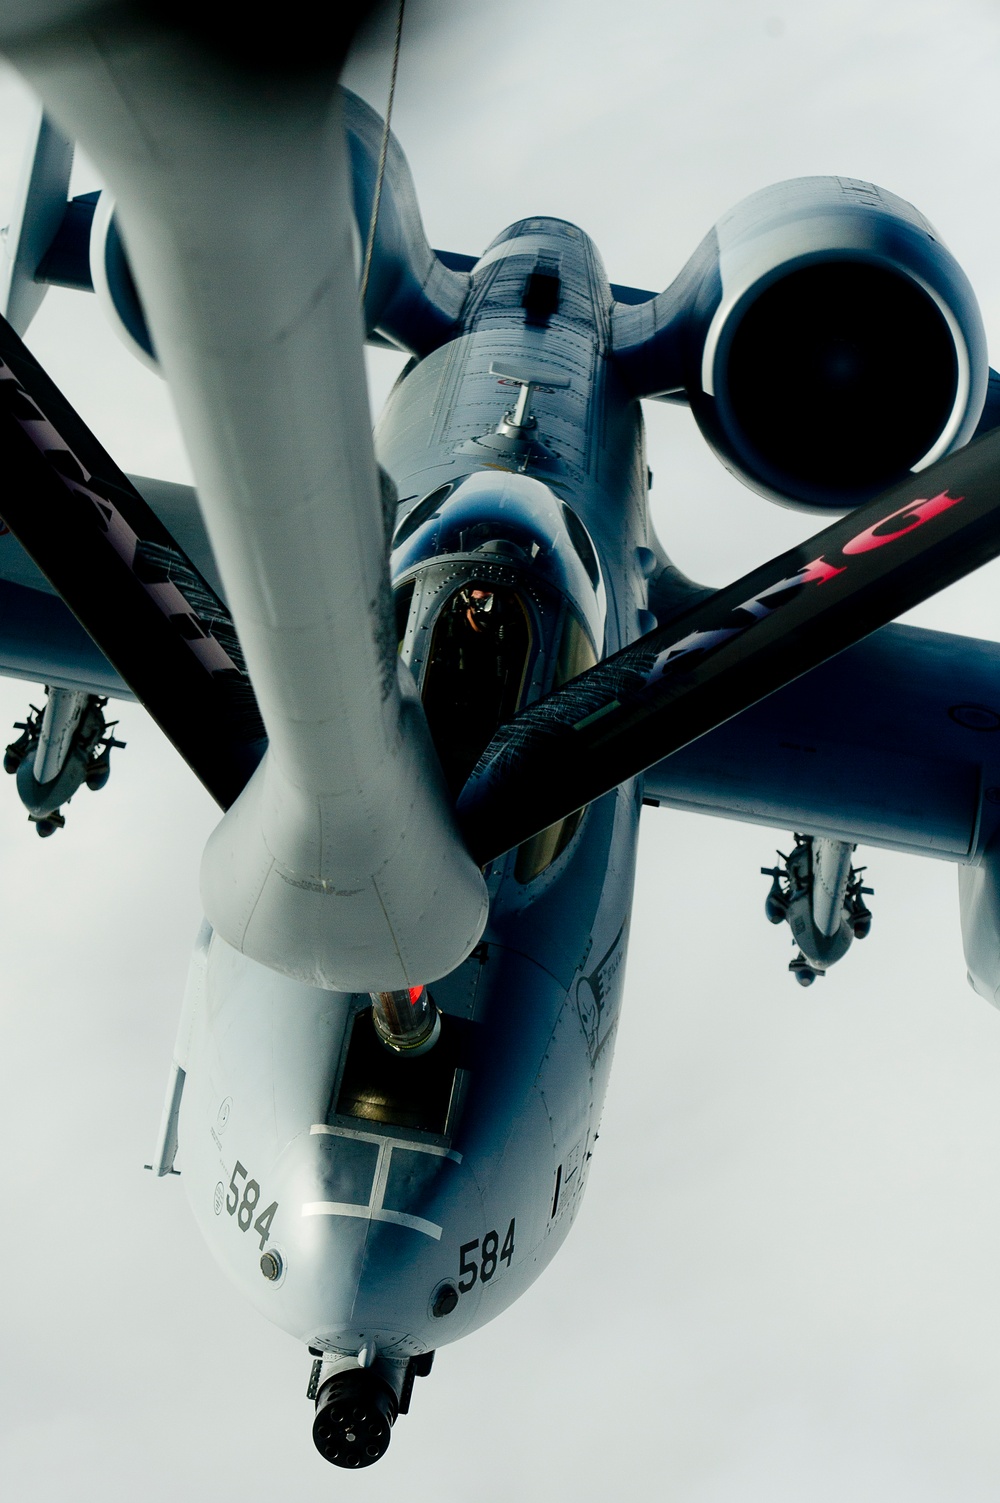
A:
<box><xmin>3</xmin><ymin>2</ymin><xmax>1000</xmax><ymax>1499</ymax></box>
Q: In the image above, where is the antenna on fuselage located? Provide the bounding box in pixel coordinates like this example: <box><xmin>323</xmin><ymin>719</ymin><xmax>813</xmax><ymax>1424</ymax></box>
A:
<box><xmin>488</xmin><ymin>361</ymin><xmax>569</xmax><ymax>439</ymax></box>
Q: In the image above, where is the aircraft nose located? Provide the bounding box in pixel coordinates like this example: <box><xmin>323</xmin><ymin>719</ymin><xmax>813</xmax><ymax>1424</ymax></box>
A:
<box><xmin>250</xmin><ymin>1123</ymin><xmax>481</xmax><ymax>1353</ymax></box>
<box><xmin>246</xmin><ymin>1128</ymin><xmax>373</xmax><ymax>1340</ymax></box>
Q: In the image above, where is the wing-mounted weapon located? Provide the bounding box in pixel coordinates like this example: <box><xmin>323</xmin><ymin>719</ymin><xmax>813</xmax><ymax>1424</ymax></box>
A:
<box><xmin>4</xmin><ymin>687</ymin><xmax>125</xmax><ymax>835</ymax></box>
<box><xmin>761</xmin><ymin>837</ymin><xmax>872</xmax><ymax>986</ymax></box>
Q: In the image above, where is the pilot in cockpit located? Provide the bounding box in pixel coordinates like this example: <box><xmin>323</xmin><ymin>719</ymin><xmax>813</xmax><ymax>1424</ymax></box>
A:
<box><xmin>461</xmin><ymin>586</ymin><xmax>497</xmax><ymax>633</ymax></box>
<box><xmin>422</xmin><ymin>581</ymin><xmax>528</xmax><ymax>794</ymax></box>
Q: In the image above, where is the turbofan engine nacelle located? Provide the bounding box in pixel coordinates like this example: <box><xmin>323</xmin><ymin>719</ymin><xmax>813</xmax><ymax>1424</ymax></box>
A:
<box><xmin>692</xmin><ymin>178</ymin><xmax>988</xmax><ymax>511</ymax></box>
<box><xmin>621</xmin><ymin>178</ymin><xmax>989</xmax><ymax>512</ymax></box>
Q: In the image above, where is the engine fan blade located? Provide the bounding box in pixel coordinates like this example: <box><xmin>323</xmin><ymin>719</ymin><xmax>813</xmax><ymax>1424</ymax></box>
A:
<box><xmin>0</xmin><ymin>312</ymin><xmax>266</xmax><ymax>808</ymax></box>
<box><xmin>456</xmin><ymin>428</ymin><xmax>1000</xmax><ymax>865</ymax></box>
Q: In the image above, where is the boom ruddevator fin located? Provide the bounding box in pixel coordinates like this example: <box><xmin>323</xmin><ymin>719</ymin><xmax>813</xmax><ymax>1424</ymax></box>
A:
<box><xmin>0</xmin><ymin>312</ymin><xmax>265</xmax><ymax>809</ymax></box>
<box><xmin>457</xmin><ymin>425</ymin><xmax>1000</xmax><ymax>865</ymax></box>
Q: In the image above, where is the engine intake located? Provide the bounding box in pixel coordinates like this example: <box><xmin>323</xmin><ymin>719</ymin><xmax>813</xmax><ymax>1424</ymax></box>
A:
<box><xmin>695</xmin><ymin>179</ymin><xmax>987</xmax><ymax>510</ymax></box>
<box><xmin>614</xmin><ymin>177</ymin><xmax>989</xmax><ymax>512</ymax></box>
<box><xmin>723</xmin><ymin>260</ymin><xmax>959</xmax><ymax>502</ymax></box>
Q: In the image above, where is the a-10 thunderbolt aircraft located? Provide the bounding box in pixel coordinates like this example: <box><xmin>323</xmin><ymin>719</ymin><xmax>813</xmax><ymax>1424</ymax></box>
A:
<box><xmin>6</xmin><ymin>2</ymin><xmax>1000</xmax><ymax>1470</ymax></box>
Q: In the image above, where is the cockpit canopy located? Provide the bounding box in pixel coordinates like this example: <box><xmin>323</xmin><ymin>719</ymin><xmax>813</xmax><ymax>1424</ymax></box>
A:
<box><xmin>391</xmin><ymin>471</ymin><xmax>605</xmax><ymax>650</ymax></box>
<box><xmin>391</xmin><ymin>473</ymin><xmax>605</xmax><ymax>807</ymax></box>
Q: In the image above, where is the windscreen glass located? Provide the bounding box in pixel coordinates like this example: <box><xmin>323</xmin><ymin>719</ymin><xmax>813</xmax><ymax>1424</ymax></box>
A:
<box><xmin>421</xmin><ymin>581</ymin><xmax>533</xmax><ymax>797</ymax></box>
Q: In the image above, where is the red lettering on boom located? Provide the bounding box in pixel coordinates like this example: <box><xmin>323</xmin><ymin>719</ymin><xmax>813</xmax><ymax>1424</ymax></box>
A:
<box><xmin>735</xmin><ymin>556</ymin><xmax>846</xmax><ymax>622</ymax></box>
<box><xmin>798</xmin><ymin>556</ymin><xmax>848</xmax><ymax>585</ymax></box>
<box><xmin>842</xmin><ymin>491</ymin><xmax>964</xmax><ymax>556</ymax></box>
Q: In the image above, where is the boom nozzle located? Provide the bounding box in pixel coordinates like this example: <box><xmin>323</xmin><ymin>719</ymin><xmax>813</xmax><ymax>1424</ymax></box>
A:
<box><xmin>370</xmin><ymin>985</ymin><xmax>441</xmax><ymax>1054</ymax></box>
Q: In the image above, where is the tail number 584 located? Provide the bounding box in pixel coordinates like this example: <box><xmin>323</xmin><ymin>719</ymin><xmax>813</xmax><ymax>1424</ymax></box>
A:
<box><xmin>458</xmin><ymin>1220</ymin><xmax>515</xmax><ymax>1292</ymax></box>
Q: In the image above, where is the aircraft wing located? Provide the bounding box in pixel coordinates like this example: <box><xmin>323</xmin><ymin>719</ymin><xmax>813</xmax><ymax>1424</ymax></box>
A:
<box><xmin>642</xmin><ymin>620</ymin><xmax>1000</xmax><ymax>861</ymax></box>
<box><xmin>0</xmin><ymin>473</ymin><xmax>222</xmax><ymax>699</ymax></box>
<box><xmin>0</xmin><ymin>580</ymin><xmax>132</xmax><ymax>697</ymax></box>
